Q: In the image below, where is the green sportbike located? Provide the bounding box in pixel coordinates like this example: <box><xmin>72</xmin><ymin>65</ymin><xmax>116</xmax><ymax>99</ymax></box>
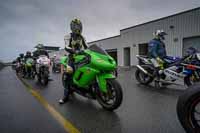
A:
<box><xmin>62</xmin><ymin>44</ymin><xmax>123</xmax><ymax>111</ymax></box>
<box><xmin>25</xmin><ymin>58</ymin><xmax>35</xmax><ymax>78</ymax></box>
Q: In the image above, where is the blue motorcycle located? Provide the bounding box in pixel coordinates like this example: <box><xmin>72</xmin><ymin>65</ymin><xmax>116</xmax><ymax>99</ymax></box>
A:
<box><xmin>135</xmin><ymin>48</ymin><xmax>200</xmax><ymax>88</ymax></box>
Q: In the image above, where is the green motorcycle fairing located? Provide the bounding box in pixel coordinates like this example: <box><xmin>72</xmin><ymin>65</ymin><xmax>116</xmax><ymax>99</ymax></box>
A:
<box><xmin>25</xmin><ymin>58</ymin><xmax>34</xmax><ymax>68</ymax></box>
<box><xmin>65</xmin><ymin>44</ymin><xmax>117</xmax><ymax>93</ymax></box>
<box><xmin>60</xmin><ymin>56</ymin><xmax>68</xmax><ymax>68</ymax></box>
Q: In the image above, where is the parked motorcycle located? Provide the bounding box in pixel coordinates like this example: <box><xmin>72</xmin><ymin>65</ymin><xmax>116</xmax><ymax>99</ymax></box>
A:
<box><xmin>36</xmin><ymin>55</ymin><xmax>50</xmax><ymax>85</ymax></box>
<box><xmin>16</xmin><ymin>59</ymin><xmax>25</xmax><ymax>77</ymax></box>
<box><xmin>52</xmin><ymin>58</ymin><xmax>61</xmax><ymax>73</ymax></box>
<box><xmin>62</xmin><ymin>44</ymin><xmax>123</xmax><ymax>111</ymax></box>
<box><xmin>177</xmin><ymin>83</ymin><xmax>200</xmax><ymax>133</ymax></box>
<box><xmin>135</xmin><ymin>55</ymin><xmax>198</xmax><ymax>88</ymax></box>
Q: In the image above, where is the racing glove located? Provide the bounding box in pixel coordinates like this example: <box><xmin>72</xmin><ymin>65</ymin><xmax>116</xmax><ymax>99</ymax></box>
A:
<box><xmin>156</xmin><ymin>57</ymin><xmax>164</xmax><ymax>64</ymax></box>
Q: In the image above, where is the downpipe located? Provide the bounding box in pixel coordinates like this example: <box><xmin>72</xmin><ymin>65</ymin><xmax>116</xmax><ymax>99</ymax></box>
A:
<box><xmin>136</xmin><ymin>65</ymin><xmax>153</xmax><ymax>77</ymax></box>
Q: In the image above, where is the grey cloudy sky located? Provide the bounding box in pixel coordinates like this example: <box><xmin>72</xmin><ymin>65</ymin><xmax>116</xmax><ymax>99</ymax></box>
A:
<box><xmin>0</xmin><ymin>0</ymin><xmax>199</xmax><ymax>61</ymax></box>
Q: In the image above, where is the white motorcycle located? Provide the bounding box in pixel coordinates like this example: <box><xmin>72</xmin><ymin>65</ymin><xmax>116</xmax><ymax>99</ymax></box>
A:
<box><xmin>36</xmin><ymin>55</ymin><xmax>50</xmax><ymax>85</ymax></box>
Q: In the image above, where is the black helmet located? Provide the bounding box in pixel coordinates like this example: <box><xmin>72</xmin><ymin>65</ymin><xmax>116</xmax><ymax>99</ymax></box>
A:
<box><xmin>19</xmin><ymin>53</ymin><xmax>24</xmax><ymax>58</ymax></box>
<box><xmin>70</xmin><ymin>18</ymin><xmax>82</xmax><ymax>34</ymax></box>
<box><xmin>26</xmin><ymin>51</ymin><xmax>31</xmax><ymax>56</ymax></box>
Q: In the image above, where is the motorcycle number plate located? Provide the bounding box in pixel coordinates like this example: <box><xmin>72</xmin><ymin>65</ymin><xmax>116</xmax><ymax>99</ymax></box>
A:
<box><xmin>42</xmin><ymin>61</ymin><xmax>49</xmax><ymax>65</ymax></box>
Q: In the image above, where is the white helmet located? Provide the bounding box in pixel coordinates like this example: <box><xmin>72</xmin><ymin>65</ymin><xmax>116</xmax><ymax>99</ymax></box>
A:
<box><xmin>54</xmin><ymin>54</ymin><xmax>56</xmax><ymax>57</ymax></box>
<box><xmin>153</xmin><ymin>30</ymin><xmax>167</xmax><ymax>40</ymax></box>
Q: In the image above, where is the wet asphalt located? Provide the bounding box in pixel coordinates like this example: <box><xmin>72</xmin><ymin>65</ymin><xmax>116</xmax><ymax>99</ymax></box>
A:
<box><xmin>0</xmin><ymin>67</ymin><xmax>66</xmax><ymax>133</ymax></box>
<box><xmin>0</xmin><ymin>66</ymin><xmax>186</xmax><ymax>133</ymax></box>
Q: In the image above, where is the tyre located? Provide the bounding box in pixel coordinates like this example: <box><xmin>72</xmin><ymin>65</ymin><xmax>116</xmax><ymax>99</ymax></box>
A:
<box><xmin>38</xmin><ymin>69</ymin><xmax>49</xmax><ymax>85</ymax></box>
<box><xmin>41</xmin><ymin>72</ymin><xmax>48</xmax><ymax>85</ymax></box>
<box><xmin>135</xmin><ymin>65</ymin><xmax>154</xmax><ymax>85</ymax></box>
<box><xmin>41</xmin><ymin>76</ymin><xmax>48</xmax><ymax>85</ymax></box>
<box><xmin>96</xmin><ymin>79</ymin><xmax>123</xmax><ymax>111</ymax></box>
<box><xmin>177</xmin><ymin>84</ymin><xmax>200</xmax><ymax>133</ymax></box>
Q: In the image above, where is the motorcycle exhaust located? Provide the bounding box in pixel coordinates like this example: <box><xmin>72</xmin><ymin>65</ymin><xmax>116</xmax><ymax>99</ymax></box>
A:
<box><xmin>136</xmin><ymin>65</ymin><xmax>153</xmax><ymax>77</ymax></box>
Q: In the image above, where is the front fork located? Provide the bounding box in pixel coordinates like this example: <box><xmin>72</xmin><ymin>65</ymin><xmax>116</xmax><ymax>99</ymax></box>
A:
<box><xmin>96</xmin><ymin>73</ymin><xmax>115</xmax><ymax>93</ymax></box>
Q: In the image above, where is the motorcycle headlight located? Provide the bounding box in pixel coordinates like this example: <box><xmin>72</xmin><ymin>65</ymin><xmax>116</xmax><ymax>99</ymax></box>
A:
<box><xmin>96</xmin><ymin>58</ymin><xmax>104</xmax><ymax>63</ymax></box>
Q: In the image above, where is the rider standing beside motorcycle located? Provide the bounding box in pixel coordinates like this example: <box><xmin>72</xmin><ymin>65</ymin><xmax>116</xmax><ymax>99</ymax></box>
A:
<box><xmin>59</xmin><ymin>18</ymin><xmax>88</xmax><ymax>104</ymax></box>
<box><xmin>148</xmin><ymin>30</ymin><xmax>167</xmax><ymax>81</ymax></box>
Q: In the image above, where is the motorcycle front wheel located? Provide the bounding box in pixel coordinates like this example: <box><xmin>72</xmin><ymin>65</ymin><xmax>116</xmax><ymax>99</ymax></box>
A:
<box><xmin>177</xmin><ymin>84</ymin><xmax>200</xmax><ymax>133</ymax></box>
<box><xmin>38</xmin><ymin>70</ymin><xmax>48</xmax><ymax>85</ymax></box>
<box><xmin>41</xmin><ymin>75</ymin><xmax>48</xmax><ymax>85</ymax></box>
<box><xmin>96</xmin><ymin>79</ymin><xmax>123</xmax><ymax>111</ymax></box>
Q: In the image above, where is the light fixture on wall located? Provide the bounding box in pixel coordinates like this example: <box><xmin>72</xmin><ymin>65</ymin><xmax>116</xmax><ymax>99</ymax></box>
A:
<box><xmin>173</xmin><ymin>38</ymin><xmax>178</xmax><ymax>42</ymax></box>
<box><xmin>169</xmin><ymin>25</ymin><xmax>175</xmax><ymax>29</ymax></box>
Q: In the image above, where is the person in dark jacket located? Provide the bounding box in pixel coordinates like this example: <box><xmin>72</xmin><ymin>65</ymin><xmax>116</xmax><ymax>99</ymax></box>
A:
<box><xmin>148</xmin><ymin>30</ymin><xmax>167</xmax><ymax>70</ymax></box>
<box><xmin>33</xmin><ymin>44</ymin><xmax>49</xmax><ymax>58</ymax></box>
<box><xmin>24</xmin><ymin>51</ymin><xmax>33</xmax><ymax>61</ymax></box>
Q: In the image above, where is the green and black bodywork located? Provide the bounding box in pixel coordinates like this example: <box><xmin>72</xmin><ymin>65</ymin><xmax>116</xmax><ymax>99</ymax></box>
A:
<box><xmin>24</xmin><ymin>58</ymin><xmax>35</xmax><ymax>78</ymax></box>
<box><xmin>62</xmin><ymin>44</ymin><xmax>123</xmax><ymax>111</ymax></box>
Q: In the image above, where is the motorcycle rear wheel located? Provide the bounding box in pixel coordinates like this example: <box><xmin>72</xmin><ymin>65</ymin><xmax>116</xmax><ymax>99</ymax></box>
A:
<box><xmin>135</xmin><ymin>65</ymin><xmax>154</xmax><ymax>85</ymax></box>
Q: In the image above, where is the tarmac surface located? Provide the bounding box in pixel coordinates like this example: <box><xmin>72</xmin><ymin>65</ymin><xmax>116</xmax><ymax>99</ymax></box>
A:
<box><xmin>0</xmin><ymin>66</ymin><xmax>186</xmax><ymax>133</ymax></box>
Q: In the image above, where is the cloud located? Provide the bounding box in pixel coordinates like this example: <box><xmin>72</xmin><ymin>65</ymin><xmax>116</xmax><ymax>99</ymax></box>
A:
<box><xmin>0</xmin><ymin>0</ymin><xmax>199</xmax><ymax>61</ymax></box>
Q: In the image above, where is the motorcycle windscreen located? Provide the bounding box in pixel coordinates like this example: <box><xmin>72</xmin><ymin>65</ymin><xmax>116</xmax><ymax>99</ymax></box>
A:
<box><xmin>85</xmin><ymin>51</ymin><xmax>116</xmax><ymax>71</ymax></box>
<box><xmin>88</xmin><ymin>44</ymin><xmax>108</xmax><ymax>55</ymax></box>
